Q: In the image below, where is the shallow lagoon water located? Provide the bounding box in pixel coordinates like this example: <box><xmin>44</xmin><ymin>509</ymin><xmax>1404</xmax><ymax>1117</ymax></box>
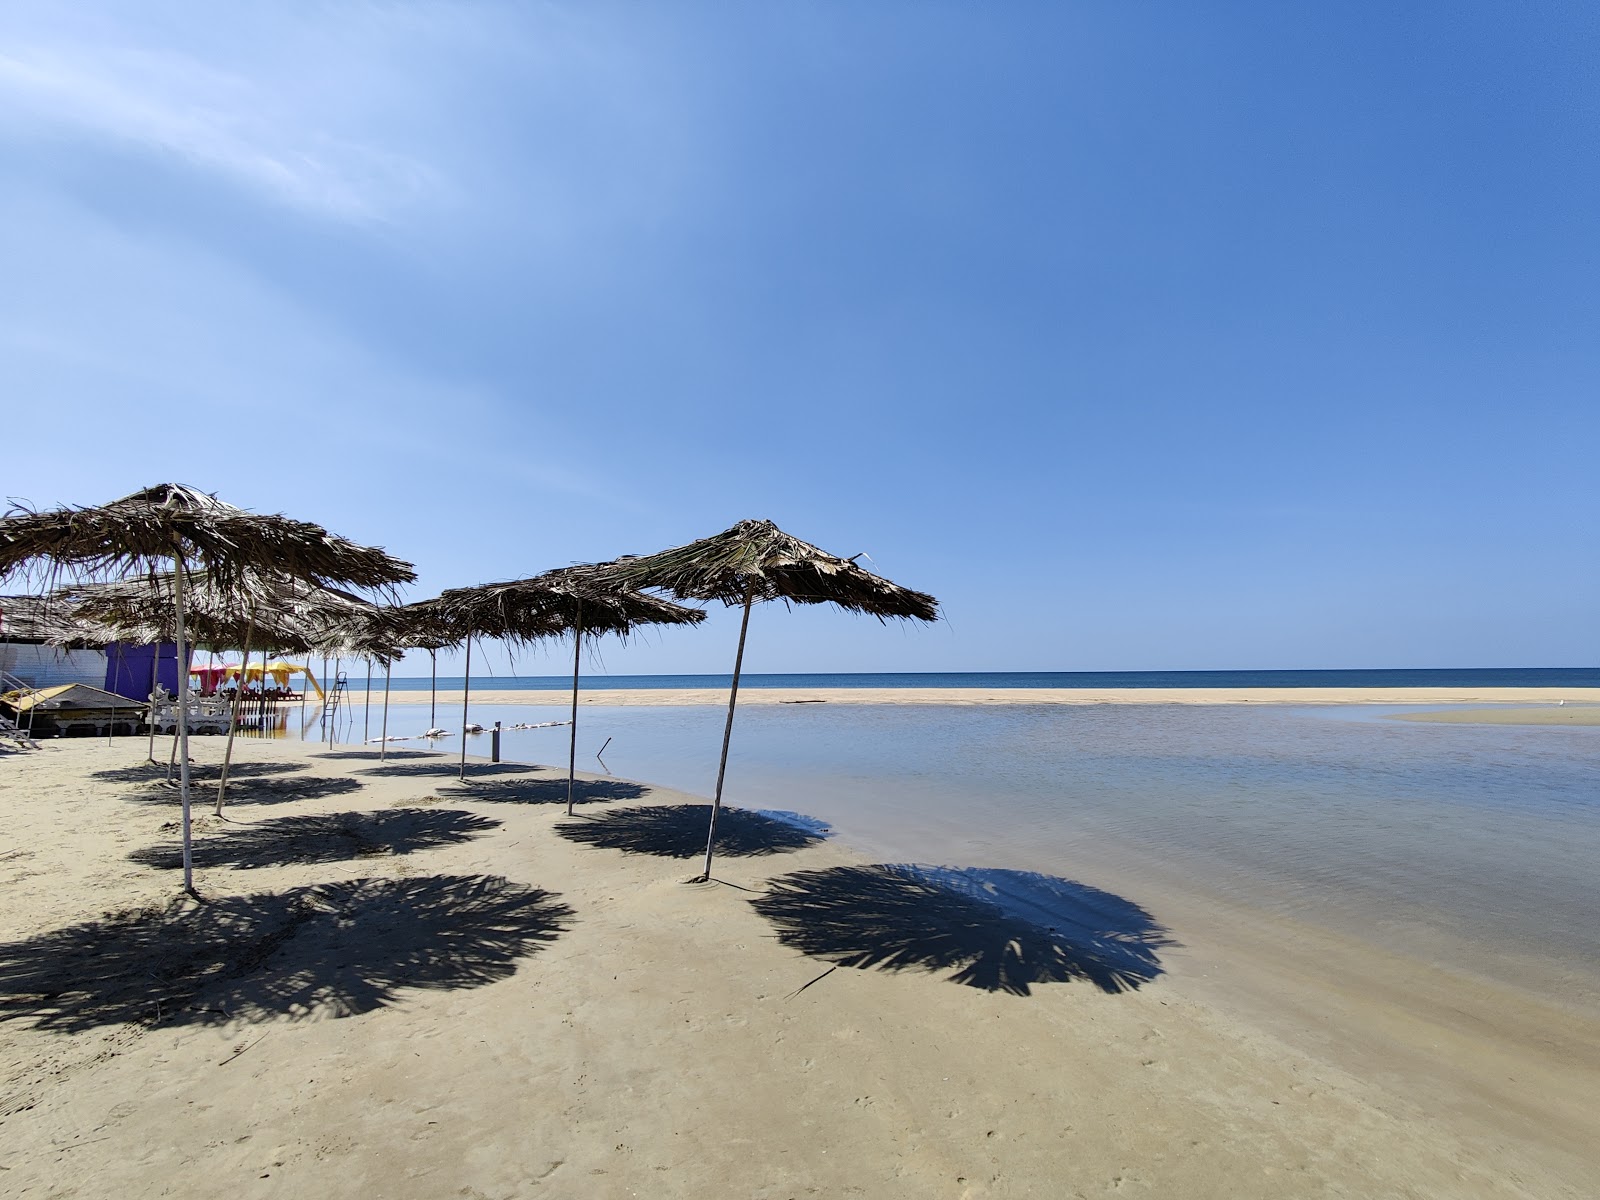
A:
<box><xmin>306</xmin><ymin>699</ymin><xmax>1600</xmax><ymax>1007</ymax></box>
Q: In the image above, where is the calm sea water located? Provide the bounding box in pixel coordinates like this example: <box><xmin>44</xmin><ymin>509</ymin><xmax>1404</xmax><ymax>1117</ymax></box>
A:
<box><xmin>345</xmin><ymin>667</ymin><xmax>1600</xmax><ymax>692</ymax></box>
<box><xmin>302</xmin><ymin>696</ymin><xmax>1600</xmax><ymax>1007</ymax></box>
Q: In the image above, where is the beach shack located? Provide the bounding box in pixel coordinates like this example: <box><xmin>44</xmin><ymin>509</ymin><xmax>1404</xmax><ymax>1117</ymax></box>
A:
<box><xmin>0</xmin><ymin>595</ymin><xmax>108</xmax><ymax>691</ymax></box>
<box><xmin>1</xmin><ymin>683</ymin><xmax>147</xmax><ymax>737</ymax></box>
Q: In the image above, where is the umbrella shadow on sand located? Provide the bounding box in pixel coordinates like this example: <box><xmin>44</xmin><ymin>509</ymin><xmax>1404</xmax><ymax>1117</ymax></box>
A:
<box><xmin>556</xmin><ymin>804</ymin><xmax>831</xmax><ymax>859</ymax></box>
<box><xmin>750</xmin><ymin>866</ymin><xmax>1173</xmax><ymax>996</ymax></box>
<box><xmin>92</xmin><ymin>760</ymin><xmax>307</xmax><ymax>785</ymax></box>
<box><xmin>0</xmin><ymin>874</ymin><xmax>573</xmax><ymax>1032</ymax></box>
<box><xmin>120</xmin><ymin>774</ymin><xmax>367</xmax><ymax>807</ymax></box>
<box><xmin>128</xmin><ymin>809</ymin><xmax>502</xmax><ymax>871</ymax></box>
<box><xmin>355</xmin><ymin>761</ymin><xmax>552</xmax><ymax>779</ymax></box>
<box><xmin>433</xmin><ymin>778</ymin><xmax>648</xmax><ymax>807</ymax></box>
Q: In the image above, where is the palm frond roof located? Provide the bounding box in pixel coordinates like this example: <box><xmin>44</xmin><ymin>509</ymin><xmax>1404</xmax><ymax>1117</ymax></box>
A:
<box><xmin>0</xmin><ymin>484</ymin><xmax>415</xmax><ymax>598</ymax></box>
<box><xmin>410</xmin><ymin>565</ymin><xmax>705</xmax><ymax>646</ymax></box>
<box><xmin>593</xmin><ymin>519</ymin><xmax>938</xmax><ymax>621</ymax></box>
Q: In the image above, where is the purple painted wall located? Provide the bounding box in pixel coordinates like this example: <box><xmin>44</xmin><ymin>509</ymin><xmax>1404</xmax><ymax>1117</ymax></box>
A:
<box><xmin>104</xmin><ymin>642</ymin><xmax>188</xmax><ymax>700</ymax></box>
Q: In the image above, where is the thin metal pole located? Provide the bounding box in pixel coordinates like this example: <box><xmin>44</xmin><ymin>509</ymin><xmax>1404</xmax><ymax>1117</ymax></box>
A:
<box><xmin>329</xmin><ymin>657</ymin><xmax>341</xmax><ymax>745</ymax></box>
<box><xmin>459</xmin><ymin>635</ymin><xmax>473</xmax><ymax>782</ymax></box>
<box><xmin>566</xmin><ymin>616</ymin><xmax>581</xmax><ymax>816</ymax></box>
<box><xmin>171</xmin><ymin>549</ymin><xmax>195</xmax><ymax>894</ymax></box>
<box><xmin>214</xmin><ymin>610</ymin><xmax>254</xmax><ymax>816</ymax></box>
<box><xmin>699</xmin><ymin>581</ymin><xmax>756</xmax><ymax>882</ymax></box>
<box><xmin>380</xmin><ymin>660</ymin><xmax>391</xmax><ymax>761</ymax></box>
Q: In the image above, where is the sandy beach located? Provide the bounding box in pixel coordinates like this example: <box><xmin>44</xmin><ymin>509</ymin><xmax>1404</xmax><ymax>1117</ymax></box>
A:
<box><xmin>2</xmin><ymin>738</ymin><xmax>1596</xmax><ymax>1198</ymax></box>
<box><xmin>377</xmin><ymin>685</ymin><xmax>1600</xmax><ymax>708</ymax></box>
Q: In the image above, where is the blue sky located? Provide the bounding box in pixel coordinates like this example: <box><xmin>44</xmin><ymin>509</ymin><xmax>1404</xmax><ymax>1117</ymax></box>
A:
<box><xmin>3</xmin><ymin>2</ymin><xmax>1596</xmax><ymax>675</ymax></box>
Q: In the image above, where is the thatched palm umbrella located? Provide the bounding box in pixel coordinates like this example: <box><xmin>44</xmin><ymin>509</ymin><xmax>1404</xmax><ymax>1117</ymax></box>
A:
<box><xmin>595</xmin><ymin>519</ymin><xmax>938</xmax><ymax>881</ymax></box>
<box><xmin>0</xmin><ymin>484</ymin><xmax>415</xmax><ymax>893</ymax></box>
<box><xmin>68</xmin><ymin>569</ymin><xmax>404</xmax><ymax>810</ymax></box>
<box><xmin>410</xmin><ymin>571</ymin><xmax>704</xmax><ymax>789</ymax></box>
<box><xmin>379</xmin><ymin>602</ymin><xmax>458</xmax><ymax>732</ymax></box>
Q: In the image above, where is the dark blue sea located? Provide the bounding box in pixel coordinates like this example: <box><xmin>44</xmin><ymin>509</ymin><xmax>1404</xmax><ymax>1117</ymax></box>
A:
<box><xmin>351</xmin><ymin>667</ymin><xmax>1600</xmax><ymax>692</ymax></box>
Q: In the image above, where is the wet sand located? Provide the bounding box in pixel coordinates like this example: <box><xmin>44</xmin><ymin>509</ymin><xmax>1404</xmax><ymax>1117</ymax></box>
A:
<box><xmin>0</xmin><ymin>738</ymin><xmax>1595</xmax><ymax>1197</ymax></box>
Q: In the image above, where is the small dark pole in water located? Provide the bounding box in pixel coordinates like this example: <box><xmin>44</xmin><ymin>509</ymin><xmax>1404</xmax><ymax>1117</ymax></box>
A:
<box><xmin>491</xmin><ymin>720</ymin><xmax>501</xmax><ymax>763</ymax></box>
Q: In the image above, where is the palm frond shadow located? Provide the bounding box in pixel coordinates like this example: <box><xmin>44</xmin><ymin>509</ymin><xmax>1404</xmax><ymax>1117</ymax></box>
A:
<box><xmin>0</xmin><ymin>874</ymin><xmax>572</xmax><ymax>1032</ymax></box>
<box><xmin>93</xmin><ymin>761</ymin><xmax>306</xmax><ymax>785</ymax></box>
<box><xmin>129</xmin><ymin>809</ymin><xmax>502</xmax><ymax>871</ymax></box>
<box><xmin>310</xmin><ymin>750</ymin><xmax>425</xmax><ymax>762</ymax></box>
<box><xmin>121</xmin><ymin>774</ymin><xmax>366</xmax><ymax>807</ymax></box>
<box><xmin>437</xmin><ymin>778</ymin><xmax>647</xmax><ymax>806</ymax></box>
<box><xmin>555</xmin><ymin>804</ymin><xmax>830</xmax><ymax>859</ymax></box>
<box><xmin>357</xmin><ymin>761</ymin><xmax>551</xmax><ymax>779</ymax></box>
<box><xmin>750</xmin><ymin>866</ymin><xmax>1173</xmax><ymax>996</ymax></box>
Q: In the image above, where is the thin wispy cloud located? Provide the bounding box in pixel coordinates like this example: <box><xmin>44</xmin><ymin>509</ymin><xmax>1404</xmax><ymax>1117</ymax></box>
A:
<box><xmin>0</xmin><ymin>44</ymin><xmax>438</xmax><ymax>221</ymax></box>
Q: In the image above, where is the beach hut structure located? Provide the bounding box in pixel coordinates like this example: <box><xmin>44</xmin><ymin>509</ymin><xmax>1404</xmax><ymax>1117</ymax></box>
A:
<box><xmin>595</xmin><ymin>519</ymin><xmax>938</xmax><ymax>881</ymax></box>
<box><xmin>0</xmin><ymin>594</ymin><xmax>117</xmax><ymax>697</ymax></box>
<box><xmin>408</xmin><ymin>569</ymin><xmax>704</xmax><ymax>790</ymax></box>
<box><xmin>0</xmin><ymin>484</ymin><xmax>414</xmax><ymax>893</ymax></box>
<box><xmin>0</xmin><ymin>683</ymin><xmax>148</xmax><ymax>738</ymax></box>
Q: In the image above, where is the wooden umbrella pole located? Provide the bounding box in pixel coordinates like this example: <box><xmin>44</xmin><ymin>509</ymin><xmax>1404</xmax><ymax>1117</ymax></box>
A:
<box><xmin>171</xmin><ymin>548</ymin><xmax>195</xmax><ymax>895</ymax></box>
<box><xmin>380</xmin><ymin>659</ymin><xmax>392</xmax><ymax>761</ymax></box>
<box><xmin>699</xmin><ymin>581</ymin><xmax>756</xmax><ymax>882</ymax></box>
<box><xmin>145</xmin><ymin>640</ymin><xmax>161</xmax><ymax>764</ymax></box>
<box><xmin>258</xmin><ymin>642</ymin><xmax>270</xmax><ymax>738</ymax></box>
<box><xmin>364</xmin><ymin>661</ymin><xmax>372</xmax><ymax>743</ymax></box>
<box><xmin>214</xmin><ymin>609</ymin><xmax>254</xmax><ymax>816</ymax></box>
<box><xmin>429</xmin><ymin>649</ymin><xmax>437</xmax><ymax>729</ymax></box>
<box><xmin>566</xmin><ymin>615</ymin><xmax>581</xmax><ymax>816</ymax></box>
<box><xmin>108</xmin><ymin>642</ymin><xmax>125</xmax><ymax>747</ymax></box>
<box><xmin>459</xmin><ymin>635</ymin><xmax>473</xmax><ymax>782</ymax></box>
<box><xmin>329</xmin><ymin>657</ymin><xmax>341</xmax><ymax>746</ymax></box>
